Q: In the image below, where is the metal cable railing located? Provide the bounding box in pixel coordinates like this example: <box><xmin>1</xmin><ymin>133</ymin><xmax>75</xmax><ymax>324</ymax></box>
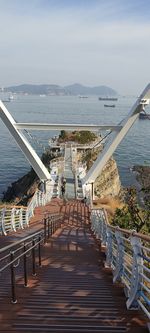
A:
<box><xmin>0</xmin><ymin>213</ymin><xmax>63</xmax><ymax>303</ymax></box>
<box><xmin>91</xmin><ymin>208</ymin><xmax>150</xmax><ymax>320</ymax></box>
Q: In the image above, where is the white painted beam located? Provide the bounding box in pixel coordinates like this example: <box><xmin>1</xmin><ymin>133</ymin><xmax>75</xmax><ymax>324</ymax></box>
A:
<box><xmin>0</xmin><ymin>101</ymin><xmax>51</xmax><ymax>180</ymax></box>
<box><xmin>83</xmin><ymin>83</ymin><xmax>150</xmax><ymax>185</ymax></box>
<box><xmin>15</xmin><ymin>123</ymin><xmax>122</xmax><ymax>132</ymax></box>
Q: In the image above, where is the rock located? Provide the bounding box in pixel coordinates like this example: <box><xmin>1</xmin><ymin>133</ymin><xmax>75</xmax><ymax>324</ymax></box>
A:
<box><xmin>94</xmin><ymin>157</ymin><xmax>121</xmax><ymax>198</ymax></box>
<box><xmin>2</xmin><ymin>168</ymin><xmax>39</xmax><ymax>204</ymax></box>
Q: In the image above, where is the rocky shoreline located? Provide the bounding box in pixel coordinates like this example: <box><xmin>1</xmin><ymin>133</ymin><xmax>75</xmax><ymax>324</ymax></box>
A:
<box><xmin>2</xmin><ymin>168</ymin><xmax>38</xmax><ymax>205</ymax></box>
<box><xmin>2</xmin><ymin>150</ymin><xmax>54</xmax><ymax>205</ymax></box>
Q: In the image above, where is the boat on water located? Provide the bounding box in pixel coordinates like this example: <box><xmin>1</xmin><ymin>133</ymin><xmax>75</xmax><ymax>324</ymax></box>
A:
<box><xmin>9</xmin><ymin>94</ymin><xmax>14</xmax><ymax>100</ymax></box>
<box><xmin>99</xmin><ymin>96</ymin><xmax>118</xmax><ymax>101</ymax></box>
<box><xmin>104</xmin><ymin>104</ymin><xmax>115</xmax><ymax>108</ymax></box>
<box><xmin>2</xmin><ymin>95</ymin><xmax>14</xmax><ymax>103</ymax></box>
<box><xmin>2</xmin><ymin>99</ymin><xmax>10</xmax><ymax>103</ymax></box>
<box><xmin>139</xmin><ymin>112</ymin><xmax>150</xmax><ymax>119</ymax></box>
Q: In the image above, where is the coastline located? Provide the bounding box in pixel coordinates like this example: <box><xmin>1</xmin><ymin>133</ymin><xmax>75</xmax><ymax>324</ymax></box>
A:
<box><xmin>1</xmin><ymin>150</ymin><xmax>53</xmax><ymax>205</ymax></box>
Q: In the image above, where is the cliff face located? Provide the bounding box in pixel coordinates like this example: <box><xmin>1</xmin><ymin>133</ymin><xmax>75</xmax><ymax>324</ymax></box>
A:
<box><xmin>94</xmin><ymin>157</ymin><xmax>121</xmax><ymax>198</ymax></box>
<box><xmin>2</xmin><ymin>169</ymin><xmax>39</xmax><ymax>204</ymax></box>
<box><xmin>2</xmin><ymin>150</ymin><xmax>53</xmax><ymax>204</ymax></box>
<box><xmin>79</xmin><ymin>145</ymin><xmax>121</xmax><ymax>198</ymax></box>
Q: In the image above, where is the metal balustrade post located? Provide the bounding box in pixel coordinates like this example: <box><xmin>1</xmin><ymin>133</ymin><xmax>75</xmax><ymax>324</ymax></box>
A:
<box><xmin>10</xmin><ymin>251</ymin><xmax>17</xmax><ymax>303</ymax></box>
<box><xmin>1</xmin><ymin>208</ymin><xmax>7</xmax><ymax>235</ymax></box>
<box><xmin>25</xmin><ymin>210</ymin><xmax>29</xmax><ymax>227</ymax></box>
<box><xmin>51</xmin><ymin>220</ymin><xmax>53</xmax><ymax>234</ymax></box>
<box><xmin>44</xmin><ymin>217</ymin><xmax>47</xmax><ymax>243</ymax></box>
<box><xmin>94</xmin><ymin>212</ymin><xmax>98</xmax><ymax>235</ymax></box>
<box><xmin>101</xmin><ymin>220</ymin><xmax>107</xmax><ymax>247</ymax></box>
<box><xmin>19</xmin><ymin>208</ymin><xmax>24</xmax><ymax>229</ymax></box>
<box><xmin>99</xmin><ymin>213</ymin><xmax>103</xmax><ymax>238</ymax></box>
<box><xmin>126</xmin><ymin>236</ymin><xmax>143</xmax><ymax>309</ymax></box>
<box><xmin>90</xmin><ymin>212</ymin><xmax>94</xmax><ymax>232</ymax></box>
<box><xmin>105</xmin><ymin>227</ymin><xmax>113</xmax><ymax>267</ymax></box>
<box><xmin>36</xmin><ymin>191</ymin><xmax>38</xmax><ymax>206</ymax></box>
<box><xmin>94</xmin><ymin>214</ymin><xmax>99</xmax><ymax>238</ymax></box>
<box><xmin>23</xmin><ymin>244</ymin><xmax>28</xmax><ymax>287</ymax></box>
<box><xmin>38</xmin><ymin>192</ymin><xmax>40</xmax><ymax>206</ymax></box>
<box><xmin>11</xmin><ymin>208</ymin><xmax>16</xmax><ymax>232</ymax></box>
<box><xmin>32</xmin><ymin>239</ymin><xmax>36</xmax><ymax>276</ymax></box>
<box><xmin>50</xmin><ymin>219</ymin><xmax>52</xmax><ymax>235</ymax></box>
<box><xmin>113</xmin><ymin>230</ymin><xmax>124</xmax><ymax>283</ymax></box>
<box><xmin>97</xmin><ymin>213</ymin><xmax>102</xmax><ymax>239</ymax></box>
<box><xmin>48</xmin><ymin>218</ymin><xmax>50</xmax><ymax>238</ymax></box>
<box><xmin>90</xmin><ymin>212</ymin><xmax>93</xmax><ymax>230</ymax></box>
<box><xmin>38</xmin><ymin>235</ymin><xmax>42</xmax><ymax>267</ymax></box>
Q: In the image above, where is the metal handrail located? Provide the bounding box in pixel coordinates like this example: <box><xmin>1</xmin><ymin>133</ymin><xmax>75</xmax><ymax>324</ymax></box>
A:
<box><xmin>0</xmin><ymin>205</ymin><xmax>27</xmax><ymax>209</ymax></box>
<box><xmin>91</xmin><ymin>208</ymin><xmax>150</xmax><ymax>320</ymax></box>
<box><xmin>0</xmin><ymin>213</ymin><xmax>63</xmax><ymax>303</ymax></box>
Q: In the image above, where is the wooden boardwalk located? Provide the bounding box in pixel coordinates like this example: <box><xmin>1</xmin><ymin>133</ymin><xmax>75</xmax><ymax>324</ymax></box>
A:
<box><xmin>0</xmin><ymin>200</ymin><xmax>148</xmax><ymax>332</ymax></box>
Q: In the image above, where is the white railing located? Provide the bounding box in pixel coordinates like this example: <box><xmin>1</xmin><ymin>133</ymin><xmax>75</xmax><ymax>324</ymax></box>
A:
<box><xmin>83</xmin><ymin>188</ymin><xmax>92</xmax><ymax>207</ymax></box>
<box><xmin>0</xmin><ymin>188</ymin><xmax>53</xmax><ymax>236</ymax></box>
<box><xmin>0</xmin><ymin>206</ymin><xmax>28</xmax><ymax>236</ymax></box>
<box><xmin>91</xmin><ymin>208</ymin><xmax>150</xmax><ymax>320</ymax></box>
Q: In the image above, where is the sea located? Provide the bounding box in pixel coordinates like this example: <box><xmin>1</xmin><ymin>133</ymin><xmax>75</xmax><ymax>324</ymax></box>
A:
<box><xmin>0</xmin><ymin>93</ymin><xmax>150</xmax><ymax>199</ymax></box>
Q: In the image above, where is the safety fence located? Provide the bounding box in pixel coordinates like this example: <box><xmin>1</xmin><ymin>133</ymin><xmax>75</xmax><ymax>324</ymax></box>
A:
<box><xmin>91</xmin><ymin>208</ymin><xmax>150</xmax><ymax>320</ymax></box>
<box><xmin>0</xmin><ymin>213</ymin><xmax>62</xmax><ymax>303</ymax></box>
<box><xmin>0</xmin><ymin>188</ymin><xmax>53</xmax><ymax>235</ymax></box>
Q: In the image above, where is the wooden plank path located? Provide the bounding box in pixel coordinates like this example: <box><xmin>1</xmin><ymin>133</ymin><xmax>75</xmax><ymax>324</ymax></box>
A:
<box><xmin>0</xmin><ymin>200</ymin><xmax>148</xmax><ymax>332</ymax></box>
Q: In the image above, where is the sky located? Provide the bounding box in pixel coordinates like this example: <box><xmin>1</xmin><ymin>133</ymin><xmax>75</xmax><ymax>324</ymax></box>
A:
<box><xmin>0</xmin><ymin>0</ymin><xmax>150</xmax><ymax>94</ymax></box>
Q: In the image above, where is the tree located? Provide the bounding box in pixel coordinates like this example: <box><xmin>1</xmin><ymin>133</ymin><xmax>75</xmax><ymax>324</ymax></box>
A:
<box><xmin>59</xmin><ymin>130</ymin><xmax>67</xmax><ymax>140</ymax></box>
<box><xmin>112</xmin><ymin>187</ymin><xmax>150</xmax><ymax>233</ymax></box>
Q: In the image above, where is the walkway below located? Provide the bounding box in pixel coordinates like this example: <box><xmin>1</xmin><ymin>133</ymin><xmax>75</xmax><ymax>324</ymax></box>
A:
<box><xmin>64</xmin><ymin>146</ymin><xmax>75</xmax><ymax>199</ymax></box>
<box><xmin>0</xmin><ymin>200</ymin><xmax>148</xmax><ymax>332</ymax></box>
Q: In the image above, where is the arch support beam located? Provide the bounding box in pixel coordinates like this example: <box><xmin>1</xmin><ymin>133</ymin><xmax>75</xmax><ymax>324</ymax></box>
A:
<box><xmin>15</xmin><ymin>123</ymin><xmax>122</xmax><ymax>132</ymax></box>
<box><xmin>0</xmin><ymin>101</ymin><xmax>50</xmax><ymax>181</ymax></box>
<box><xmin>82</xmin><ymin>83</ymin><xmax>150</xmax><ymax>186</ymax></box>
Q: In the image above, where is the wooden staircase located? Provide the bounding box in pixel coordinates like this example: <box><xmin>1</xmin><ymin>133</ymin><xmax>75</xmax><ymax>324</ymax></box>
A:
<box><xmin>0</xmin><ymin>200</ymin><xmax>148</xmax><ymax>332</ymax></box>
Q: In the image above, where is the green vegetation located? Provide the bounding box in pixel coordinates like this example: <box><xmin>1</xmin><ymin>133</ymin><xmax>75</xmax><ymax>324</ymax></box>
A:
<box><xmin>59</xmin><ymin>130</ymin><xmax>67</xmax><ymax>140</ymax></box>
<box><xmin>112</xmin><ymin>187</ymin><xmax>150</xmax><ymax>234</ymax></box>
<box><xmin>81</xmin><ymin>148</ymin><xmax>102</xmax><ymax>170</ymax></box>
<box><xmin>59</xmin><ymin>130</ymin><xmax>97</xmax><ymax>144</ymax></box>
<box><xmin>74</xmin><ymin>131</ymin><xmax>97</xmax><ymax>144</ymax></box>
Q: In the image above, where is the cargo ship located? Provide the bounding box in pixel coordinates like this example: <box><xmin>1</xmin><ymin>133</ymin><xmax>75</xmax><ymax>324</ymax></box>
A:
<box><xmin>99</xmin><ymin>97</ymin><xmax>118</xmax><ymax>101</ymax></box>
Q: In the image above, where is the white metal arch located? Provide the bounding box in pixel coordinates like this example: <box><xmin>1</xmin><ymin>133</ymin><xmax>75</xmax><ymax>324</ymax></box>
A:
<box><xmin>0</xmin><ymin>84</ymin><xmax>150</xmax><ymax>184</ymax></box>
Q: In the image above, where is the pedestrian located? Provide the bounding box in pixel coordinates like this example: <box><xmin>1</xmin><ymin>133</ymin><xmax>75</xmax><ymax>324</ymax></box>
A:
<box><xmin>61</xmin><ymin>184</ymin><xmax>65</xmax><ymax>198</ymax></box>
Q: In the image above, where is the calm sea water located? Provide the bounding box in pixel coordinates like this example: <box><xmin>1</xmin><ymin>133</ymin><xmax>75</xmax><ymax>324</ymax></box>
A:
<box><xmin>0</xmin><ymin>94</ymin><xmax>150</xmax><ymax>199</ymax></box>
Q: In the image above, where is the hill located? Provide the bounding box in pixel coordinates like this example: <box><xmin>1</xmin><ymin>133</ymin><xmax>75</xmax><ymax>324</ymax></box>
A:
<box><xmin>65</xmin><ymin>83</ymin><xmax>117</xmax><ymax>96</ymax></box>
<box><xmin>4</xmin><ymin>84</ymin><xmax>68</xmax><ymax>96</ymax></box>
<box><xmin>4</xmin><ymin>83</ymin><xmax>118</xmax><ymax>96</ymax></box>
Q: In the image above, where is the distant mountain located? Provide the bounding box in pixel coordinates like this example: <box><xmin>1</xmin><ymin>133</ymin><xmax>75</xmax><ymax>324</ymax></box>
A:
<box><xmin>65</xmin><ymin>83</ymin><xmax>117</xmax><ymax>96</ymax></box>
<box><xmin>4</xmin><ymin>83</ymin><xmax>118</xmax><ymax>96</ymax></box>
<box><xmin>4</xmin><ymin>84</ymin><xmax>69</xmax><ymax>96</ymax></box>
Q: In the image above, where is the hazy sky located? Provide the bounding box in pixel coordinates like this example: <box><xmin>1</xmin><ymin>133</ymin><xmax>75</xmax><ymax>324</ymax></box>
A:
<box><xmin>0</xmin><ymin>0</ymin><xmax>150</xmax><ymax>94</ymax></box>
